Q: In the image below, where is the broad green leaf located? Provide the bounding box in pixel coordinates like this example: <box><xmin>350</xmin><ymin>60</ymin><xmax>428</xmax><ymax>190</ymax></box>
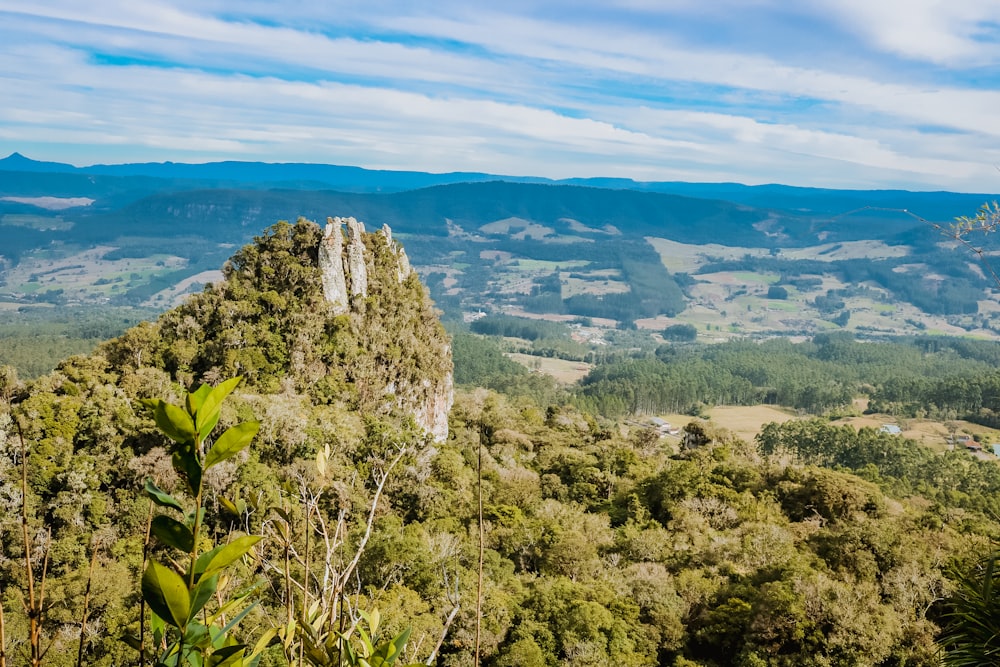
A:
<box><xmin>142</xmin><ymin>559</ymin><xmax>191</xmax><ymax>629</ymax></box>
<box><xmin>151</xmin><ymin>515</ymin><xmax>195</xmax><ymax>552</ymax></box>
<box><xmin>204</xmin><ymin>421</ymin><xmax>259</xmax><ymax>469</ymax></box>
<box><xmin>209</xmin><ymin>645</ymin><xmax>246</xmax><ymax>667</ymax></box>
<box><xmin>183</xmin><ymin>621</ymin><xmax>211</xmax><ymax>650</ymax></box>
<box><xmin>144</xmin><ymin>479</ymin><xmax>184</xmax><ymax>513</ymax></box>
<box><xmin>198</xmin><ymin>535</ymin><xmax>263</xmax><ymax>579</ymax></box>
<box><xmin>120</xmin><ymin>633</ymin><xmax>143</xmax><ymax>651</ymax></box>
<box><xmin>373</xmin><ymin>627</ymin><xmax>411</xmax><ymax>666</ymax></box>
<box><xmin>189</xmin><ymin>573</ymin><xmax>219</xmax><ymax>620</ymax></box>
<box><xmin>248</xmin><ymin>628</ymin><xmax>276</xmax><ymax>659</ymax></box>
<box><xmin>193</xmin><ymin>543</ymin><xmax>224</xmax><ymax>578</ymax></box>
<box><xmin>154</xmin><ymin>401</ymin><xmax>196</xmax><ymax>444</ymax></box>
<box><xmin>198</xmin><ymin>410</ymin><xmax>222</xmax><ymax>444</ymax></box>
<box><xmin>172</xmin><ymin>445</ymin><xmax>203</xmax><ymax>495</ymax></box>
<box><xmin>219</xmin><ymin>496</ymin><xmax>245</xmax><ymax>517</ymax></box>
<box><xmin>196</xmin><ymin>377</ymin><xmax>243</xmax><ymax>439</ymax></box>
<box><xmin>186</xmin><ymin>384</ymin><xmax>212</xmax><ymax>416</ymax></box>
<box><xmin>151</xmin><ymin>610</ymin><xmax>165</xmax><ymax>647</ymax></box>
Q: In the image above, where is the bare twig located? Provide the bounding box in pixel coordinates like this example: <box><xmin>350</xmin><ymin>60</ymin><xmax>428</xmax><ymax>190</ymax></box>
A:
<box><xmin>425</xmin><ymin>604</ymin><xmax>461</xmax><ymax>666</ymax></box>
<box><xmin>139</xmin><ymin>494</ymin><xmax>154</xmax><ymax>666</ymax></box>
<box><xmin>16</xmin><ymin>421</ymin><xmax>47</xmax><ymax>667</ymax></box>
<box><xmin>1</xmin><ymin>582</ymin><xmax>7</xmax><ymax>667</ymax></box>
<box><xmin>75</xmin><ymin>538</ymin><xmax>99</xmax><ymax>667</ymax></box>
<box><xmin>475</xmin><ymin>426</ymin><xmax>485</xmax><ymax>667</ymax></box>
<box><xmin>339</xmin><ymin>447</ymin><xmax>408</xmax><ymax>588</ymax></box>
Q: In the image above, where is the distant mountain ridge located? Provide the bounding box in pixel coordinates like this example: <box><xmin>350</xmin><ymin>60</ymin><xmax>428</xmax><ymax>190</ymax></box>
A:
<box><xmin>3</xmin><ymin>151</ymin><xmax>1000</xmax><ymax>335</ymax></box>
<box><xmin>3</xmin><ymin>153</ymin><xmax>996</xmax><ymax>219</ymax></box>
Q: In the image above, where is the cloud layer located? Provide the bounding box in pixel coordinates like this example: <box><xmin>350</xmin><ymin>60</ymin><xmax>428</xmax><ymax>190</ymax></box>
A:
<box><xmin>2</xmin><ymin>0</ymin><xmax>1000</xmax><ymax>191</ymax></box>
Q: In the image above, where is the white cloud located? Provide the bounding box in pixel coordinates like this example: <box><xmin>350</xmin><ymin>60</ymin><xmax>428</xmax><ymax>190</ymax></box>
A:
<box><xmin>1</xmin><ymin>1</ymin><xmax>1000</xmax><ymax>190</ymax></box>
<box><xmin>814</xmin><ymin>0</ymin><xmax>1000</xmax><ymax>66</ymax></box>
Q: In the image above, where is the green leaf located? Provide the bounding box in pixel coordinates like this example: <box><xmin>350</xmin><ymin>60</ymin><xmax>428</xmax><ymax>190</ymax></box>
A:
<box><xmin>151</xmin><ymin>515</ymin><xmax>195</xmax><ymax>552</ymax></box>
<box><xmin>196</xmin><ymin>535</ymin><xmax>262</xmax><ymax>579</ymax></box>
<box><xmin>155</xmin><ymin>401</ymin><xmax>196</xmax><ymax>444</ymax></box>
<box><xmin>144</xmin><ymin>479</ymin><xmax>184</xmax><ymax>513</ymax></box>
<box><xmin>172</xmin><ymin>445</ymin><xmax>203</xmax><ymax>495</ymax></box>
<box><xmin>186</xmin><ymin>384</ymin><xmax>212</xmax><ymax>416</ymax></box>
<box><xmin>204</xmin><ymin>421</ymin><xmax>259</xmax><ymax>469</ymax></box>
<box><xmin>196</xmin><ymin>377</ymin><xmax>243</xmax><ymax>440</ymax></box>
<box><xmin>219</xmin><ymin>496</ymin><xmax>243</xmax><ymax>517</ymax></box>
<box><xmin>248</xmin><ymin>628</ymin><xmax>276</xmax><ymax>660</ymax></box>
<box><xmin>150</xmin><ymin>610</ymin><xmax>165</xmax><ymax>647</ymax></box>
<box><xmin>189</xmin><ymin>573</ymin><xmax>219</xmax><ymax>621</ymax></box>
<box><xmin>183</xmin><ymin>621</ymin><xmax>212</xmax><ymax>649</ymax></box>
<box><xmin>198</xmin><ymin>411</ymin><xmax>222</xmax><ymax>444</ymax></box>
<box><xmin>217</xmin><ymin>601</ymin><xmax>259</xmax><ymax>638</ymax></box>
<box><xmin>120</xmin><ymin>633</ymin><xmax>143</xmax><ymax>651</ymax></box>
<box><xmin>142</xmin><ymin>560</ymin><xmax>191</xmax><ymax>629</ymax></box>
<box><xmin>376</xmin><ymin>627</ymin><xmax>411</xmax><ymax>666</ymax></box>
<box><xmin>209</xmin><ymin>645</ymin><xmax>247</xmax><ymax>667</ymax></box>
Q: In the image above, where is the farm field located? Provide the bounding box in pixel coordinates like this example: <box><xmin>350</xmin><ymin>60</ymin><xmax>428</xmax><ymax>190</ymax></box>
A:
<box><xmin>656</xmin><ymin>406</ymin><xmax>1000</xmax><ymax>457</ymax></box>
<box><xmin>506</xmin><ymin>352</ymin><xmax>592</xmax><ymax>384</ymax></box>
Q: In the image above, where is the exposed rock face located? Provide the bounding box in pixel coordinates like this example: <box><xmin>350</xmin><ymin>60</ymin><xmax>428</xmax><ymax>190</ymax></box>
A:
<box><xmin>414</xmin><ymin>353</ymin><xmax>453</xmax><ymax>442</ymax></box>
<box><xmin>346</xmin><ymin>217</ymin><xmax>368</xmax><ymax>297</ymax></box>
<box><xmin>380</xmin><ymin>223</ymin><xmax>413</xmax><ymax>283</ymax></box>
<box><xmin>317</xmin><ymin>216</ymin><xmax>453</xmax><ymax>442</ymax></box>
<box><xmin>318</xmin><ymin>218</ymin><xmax>348</xmax><ymax>315</ymax></box>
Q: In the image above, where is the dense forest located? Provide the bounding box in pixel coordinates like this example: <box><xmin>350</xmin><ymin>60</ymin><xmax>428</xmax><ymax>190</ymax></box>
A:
<box><xmin>575</xmin><ymin>333</ymin><xmax>1000</xmax><ymax>423</ymax></box>
<box><xmin>4</xmin><ymin>220</ymin><xmax>1000</xmax><ymax>666</ymax></box>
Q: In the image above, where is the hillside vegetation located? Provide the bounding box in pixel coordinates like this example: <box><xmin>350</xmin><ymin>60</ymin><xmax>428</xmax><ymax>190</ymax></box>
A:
<box><xmin>3</xmin><ymin>217</ymin><xmax>1000</xmax><ymax>666</ymax></box>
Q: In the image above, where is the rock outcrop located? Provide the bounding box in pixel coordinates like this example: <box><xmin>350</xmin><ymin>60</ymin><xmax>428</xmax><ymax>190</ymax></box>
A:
<box><xmin>316</xmin><ymin>216</ymin><xmax>452</xmax><ymax>442</ymax></box>
<box><xmin>346</xmin><ymin>217</ymin><xmax>368</xmax><ymax>297</ymax></box>
<box><xmin>318</xmin><ymin>218</ymin><xmax>349</xmax><ymax>314</ymax></box>
<box><xmin>379</xmin><ymin>223</ymin><xmax>413</xmax><ymax>283</ymax></box>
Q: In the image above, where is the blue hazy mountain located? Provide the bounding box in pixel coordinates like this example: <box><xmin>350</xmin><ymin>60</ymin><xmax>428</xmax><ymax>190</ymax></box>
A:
<box><xmin>3</xmin><ymin>153</ymin><xmax>994</xmax><ymax>222</ymax></box>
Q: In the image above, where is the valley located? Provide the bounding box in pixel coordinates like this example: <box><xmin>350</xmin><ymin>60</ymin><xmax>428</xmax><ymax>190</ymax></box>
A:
<box><xmin>4</xmin><ymin>171</ymin><xmax>1000</xmax><ymax>665</ymax></box>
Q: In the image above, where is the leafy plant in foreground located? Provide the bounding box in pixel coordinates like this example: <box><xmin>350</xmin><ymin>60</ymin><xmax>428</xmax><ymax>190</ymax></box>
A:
<box><xmin>939</xmin><ymin>552</ymin><xmax>1000</xmax><ymax>666</ymax></box>
<box><xmin>128</xmin><ymin>377</ymin><xmax>272</xmax><ymax>667</ymax></box>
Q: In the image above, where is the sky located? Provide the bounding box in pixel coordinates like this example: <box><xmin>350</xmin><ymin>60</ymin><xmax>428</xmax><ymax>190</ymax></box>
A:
<box><xmin>2</xmin><ymin>1</ymin><xmax>1000</xmax><ymax>192</ymax></box>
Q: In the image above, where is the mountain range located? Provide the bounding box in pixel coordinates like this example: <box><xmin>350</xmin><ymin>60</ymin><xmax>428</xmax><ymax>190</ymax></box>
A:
<box><xmin>2</xmin><ymin>152</ymin><xmax>999</xmax><ymax>340</ymax></box>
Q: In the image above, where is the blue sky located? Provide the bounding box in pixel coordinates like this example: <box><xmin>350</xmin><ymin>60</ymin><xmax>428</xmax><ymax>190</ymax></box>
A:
<box><xmin>2</xmin><ymin>1</ymin><xmax>1000</xmax><ymax>192</ymax></box>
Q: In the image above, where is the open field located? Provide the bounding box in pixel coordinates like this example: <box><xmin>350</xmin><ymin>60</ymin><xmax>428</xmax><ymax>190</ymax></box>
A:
<box><xmin>0</xmin><ymin>245</ymin><xmax>190</xmax><ymax>303</ymax></box>
<box><xmin>779</xmin><ymin>241</ymin><xmax>911</xmax><ymax>261</ymax></box>
<box><xmin>560</xmin><ymin>270</ymin><xmax>630</xmax><ymax>298</ymax></box>
<box><xmin>650</xmin><ymin>406</ymin><xmax>1000</xmax><ymax>458</ymax></box>
<box><xmin>479</xmin><ymin>217</ymin><xmax>556</xmax><ymax>239</ymax></box>
<box><xmin>646</xmin><ymin>237</ymin><xmax>770</xmax><ymax>273</ymax></box>
<box><xmin>147</xmin><ymin>270</ymin><xmax>224</xmax><ymax>307</ymax></box>
<box><xmin>506</xmin><ymin>352</ymin><xmax>593</xmax><ymax>384</ymax></box>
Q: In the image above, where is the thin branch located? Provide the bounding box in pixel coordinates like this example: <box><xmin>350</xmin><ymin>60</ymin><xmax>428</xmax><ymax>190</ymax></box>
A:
<box><xmin>425</xmin><ymin>604</ymin><xmax>461</xmax><ymax>666</ymax></box>
<box><xmin>16</xmin><ymin>421</ymin><xmax>45</xmax><ymax>667</ymax></box>
<box><xmin>475</xmin><ymin>426</ymin><xmax>485</xmax><ymax>667</ymax></box>
<box><xmin>0</xmin><ymin>580</ymin><xmax>7</xmax><ymax>667</ymax></box>
<box><xmin>338</xmin><ymin>447</ymin><xmax>408</xmax><ymax>588</ymax></box>
<box><xmin>139</xmin><ymin>501</ymin><xmax>154</xmax><ymax>667</ymax></box>
<box><xmin>76</xmin><ymin>538</ymin><xmax>99</xmax><ymax>667</ymax></box>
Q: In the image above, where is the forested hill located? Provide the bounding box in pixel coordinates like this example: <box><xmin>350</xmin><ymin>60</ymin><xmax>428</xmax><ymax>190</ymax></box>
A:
<box><xmin>7</xmin><ymin>180</ymin><xmax>819</xmax><ymax>247</ymax></box>
<box><xmin>4</xmin><ymin>215</ymin><xmax>1000</xmax><ymax>665</ymax></box>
